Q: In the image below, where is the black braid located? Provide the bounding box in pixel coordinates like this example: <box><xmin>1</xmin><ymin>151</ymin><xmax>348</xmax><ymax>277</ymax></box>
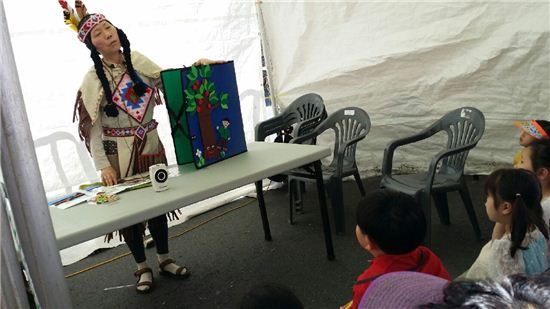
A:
<box><xmin>118</xmin><ymin>28</ymin><xmax>147</xmax><ymax>96</ymax></box>
<box><xmin>79</xmin><ymin>14</ymin><xmax>119</xmax><ymax>117</ymax></box>
<box><xmin>85</xmin><ymin>38</ymin><xmax>119</xmax><ymax>117</ymax></box>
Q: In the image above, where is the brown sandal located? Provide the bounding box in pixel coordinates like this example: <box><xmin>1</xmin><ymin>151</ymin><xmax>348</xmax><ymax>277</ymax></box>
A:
<box><xmin>134</xmin><ymin>267</ymin><xmax>154</xmax><ymax>294</ymax></box>
<box><xmin>159</xmin><ymin>258</ymin><xmax>190</xmax><ymax>279</ymax></box>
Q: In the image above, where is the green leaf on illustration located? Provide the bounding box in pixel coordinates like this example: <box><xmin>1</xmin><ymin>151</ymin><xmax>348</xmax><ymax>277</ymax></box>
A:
<box><xmin>191</xmin><ymin>66</ymin><xmax>198</xmax><ymax>79</ymax></box>
<box><xmin>203</xmin><ymin>65</ymin><xmax>212</xmax><ymax>78</ymax></box>
<box><xmin>220</xmin><ymin>93</ymin><xmax>228</xmax><ymax>105</ymax></box>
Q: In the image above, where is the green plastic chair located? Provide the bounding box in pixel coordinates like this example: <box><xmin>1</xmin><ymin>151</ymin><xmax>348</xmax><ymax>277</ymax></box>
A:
<box><xmin>287</xmin><ymin>107</ymin><xmax>371</xmax><ymax>234</ymax></box>
<box><xmin>380</xmin><ymin>107</ymin><xmax>485</xmax><ymax>246</ymax></box>
<box><xmin>255</xmin><ymin>93</ymin><xmax>326</xmax><ymax>182</ymax></box>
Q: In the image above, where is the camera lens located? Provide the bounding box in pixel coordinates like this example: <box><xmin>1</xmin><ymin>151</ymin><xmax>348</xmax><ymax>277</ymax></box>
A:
<box><xmin>154</xmin><ymin>169</ymin><xmax>168</xmax><ymax>183</ymax></box>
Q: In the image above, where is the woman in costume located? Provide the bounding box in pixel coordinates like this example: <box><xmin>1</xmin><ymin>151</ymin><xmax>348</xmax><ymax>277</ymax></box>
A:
<box><xmin>60</xmin><ymin>0</ymin><xmax>222</xmax><ymax>293</ymax></box>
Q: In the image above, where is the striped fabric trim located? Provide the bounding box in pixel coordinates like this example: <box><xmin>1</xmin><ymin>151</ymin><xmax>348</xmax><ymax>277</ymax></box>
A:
<box><xmin>103</xmin><ymin>119</ymin><xmax>158</xmax><ymax>138</ymax></box>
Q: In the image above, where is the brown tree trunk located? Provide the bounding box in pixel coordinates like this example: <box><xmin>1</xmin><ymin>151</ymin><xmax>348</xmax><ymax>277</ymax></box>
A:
<box><xmin>198</xmin><ymin>108</ymin><xmax>219</xmax><ymax>159</ymax></box>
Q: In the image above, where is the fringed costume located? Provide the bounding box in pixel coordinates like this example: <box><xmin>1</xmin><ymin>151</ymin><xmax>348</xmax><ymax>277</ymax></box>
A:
<box><xmin>73</xmin><ymin>51</ymin><xmax>167</xmax><ymax>180</ymax></box>
<box><xmin>73</xmin><ymin>51</ymin><xmax>182</xmax><ymax>245</ymax></box>
<box><xmin>60</xmin><ymin>1</ymin><xmax>186</xmax><ymax>278</ymax></box>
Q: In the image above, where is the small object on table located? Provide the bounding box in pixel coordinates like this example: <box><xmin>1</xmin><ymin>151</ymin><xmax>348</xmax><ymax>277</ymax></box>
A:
<box><xmin>149</xmin><ymin>164</ymin><xmax>169</xmax><ymax>192</ymax></box>
<box><xmin>89</xmin><ymin>192</ymin><xmax>120</xmax><ymax>205</ymax></box>
<box><xmin>79</xmin><ymin>182</ymin><xmax>104</xmax><ymax>191</ymax></box>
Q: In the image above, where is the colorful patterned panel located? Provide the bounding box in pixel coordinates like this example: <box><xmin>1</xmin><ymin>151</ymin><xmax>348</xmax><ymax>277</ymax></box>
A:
<box><xmin>112</xmin><ymin>73</ymin><xmax>153</xmax><ymax>124</ymax></box>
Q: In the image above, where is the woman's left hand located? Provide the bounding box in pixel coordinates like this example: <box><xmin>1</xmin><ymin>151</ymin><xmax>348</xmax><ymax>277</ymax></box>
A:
<box><xmin>193</xmin><ymin>58</ymin><xmax>226</xmax><ymax>66</ymax></box>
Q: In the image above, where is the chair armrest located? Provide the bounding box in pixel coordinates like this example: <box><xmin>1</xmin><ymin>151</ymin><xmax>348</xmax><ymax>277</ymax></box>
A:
<box><xmin>290</xmin><ymin>129</ymin><xmax>321</xmax><ymax>145</ymax></box>
<box><xmin>424</xmin><ymin>142</ymin><xmax>478</xmax><ymax>193</ymax></box>
<box><xmin>254</xmin><ymin>114</ymin><xmax>284</xmax><ymax>141</ymax></box>
<box><xmin>381</xmin><ymin>128</ymin><xmax>434</xmax><ymax>176</ymax></box>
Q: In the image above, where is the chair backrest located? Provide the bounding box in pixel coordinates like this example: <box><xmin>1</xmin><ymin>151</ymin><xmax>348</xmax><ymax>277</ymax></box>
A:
<box><xmin>34</xmin><ymin>131</ymin><xmax>98</xmax><ymax>194</ymax></box>
<box><xmin>431</xmin><ymin>107</ymin><xmax>485</xmax><ymax>175</ymax></box>
<box><xmin>314</xmin><ymin>107</ymin><xmax>371</xmax><ymax>167</ymax></box>
<box><xmin>255</xmin><ymin>93</ymin><xmax>325</xmax><ymax>141</ymax></box>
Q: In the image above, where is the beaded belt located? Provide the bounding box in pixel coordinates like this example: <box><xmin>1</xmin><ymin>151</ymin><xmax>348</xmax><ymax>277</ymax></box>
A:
<box><xmin>103</xmin><ymin>119</ymin><xmax>158</xmax><ymax>140</ymax></box>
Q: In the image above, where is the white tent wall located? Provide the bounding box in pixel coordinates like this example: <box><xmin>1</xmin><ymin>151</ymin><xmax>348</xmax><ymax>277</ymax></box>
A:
<box><xmin>4</xmin><ymin>0</ymin><xmax>267</xmax><ymax>197</ymax></box>
<box><xmin>259</xmin><ymin>2</ymin><xmax>550</xmax><ymax>175</ymax></box>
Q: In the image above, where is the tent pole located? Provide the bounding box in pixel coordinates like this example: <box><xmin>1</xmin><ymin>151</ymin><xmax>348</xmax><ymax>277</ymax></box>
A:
<box><xmin>255</xmin><ymin>1</ymin><xmax>281</xmax><ymax>115</ymax></box>
<box><xmin>0</xmin><ymin>1</ymin><xmax>73</xmax><ymax>308</ymax></box>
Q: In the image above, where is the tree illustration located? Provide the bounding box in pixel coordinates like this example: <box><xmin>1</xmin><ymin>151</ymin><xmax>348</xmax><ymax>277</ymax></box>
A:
<box><xmin>185</xmin><ymin>65</ymin><xmax>229</xmax><ymax>159</ymax></box>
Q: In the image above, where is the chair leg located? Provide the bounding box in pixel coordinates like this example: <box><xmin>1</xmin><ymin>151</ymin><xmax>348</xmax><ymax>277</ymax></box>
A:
<box><xmin>458</xmin><ymin>180</ymin><xmax>482</xmax><ymax>240</ymax></box>
<box><xmin>353</xmin><ymin>171</ymin><xmax>366</xmax><ymax>196</ymax></box>
<box><xmin>295</xmin><ymin>181</ymin><xmax>304</xmax><ymax>213</ymax></box>
<box><xmin>330</xmin><ymin>177</ymin><xmax>345</xmax><ymax>235</ymax></box>
<box><xmin>417</xmin><ymin>192</ymin><xmax>432</xmax><ymax>248</ymax></box>
<box><xmin>255</xmin><ymin>180</ymin><xmax>272</xmax><ymax>241</ymax></box>
<box><xmin>288</xmin><ymin>179</ymin><xmax>295</xmax><ymax>225</ymax></box>
<box><xmin>313</xmin><ymin>161</ymin><xmax>335</xmax><ymax>260</ymax></box>
<box><xmin>432</xmin><ymin>192</ymin><xmax>450</xmax><ymax>225</ymax></box>
<box><xmin>300</xmin><ymin>180</ymin><xmax>306</xmax><ymax>193</ymax></box>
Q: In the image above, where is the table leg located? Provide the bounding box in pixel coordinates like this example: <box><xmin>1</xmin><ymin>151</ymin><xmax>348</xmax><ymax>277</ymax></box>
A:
<box><xmin>255</xmin><ymin>180</ymin><xmax>272</xmax><ymax>241</ymax></box>
<box><xmin>314</xmin><ymin>160</ymin><xmax>335</xmax><ymax>260</ymax></box>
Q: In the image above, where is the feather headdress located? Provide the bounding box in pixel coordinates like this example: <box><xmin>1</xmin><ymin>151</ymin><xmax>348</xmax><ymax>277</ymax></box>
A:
<box><xmin>58</xmin><ymin>0</ymin><xmax>105</xmax><ymax>42</ymax></box>
<box><xmin>58</xmin><ymin>0</ymin><xmax>84</xmax><ymax>31</ymax></box>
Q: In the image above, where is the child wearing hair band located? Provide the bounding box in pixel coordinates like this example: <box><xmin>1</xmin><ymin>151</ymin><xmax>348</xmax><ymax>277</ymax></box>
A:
<box><xmin>461</xmin><ymin>168</ymin><xmax>549</xmax><ymax>280</ymax></box>
<box><xmin>513</xmin><ymin>120</ymin><xmax>550</xmax><ymax>167</ymax></box>
<box><xmin>517</xmin><ymin>139</ymin><xmax>550</xmax><ymax>260</ymax></box>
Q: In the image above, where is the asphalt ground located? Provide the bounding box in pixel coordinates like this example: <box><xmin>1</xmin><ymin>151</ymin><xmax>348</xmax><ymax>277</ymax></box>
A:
<box><xmin>62</xmin><ymin>175</ymin><xmax>491</xmax><ymax>308</ymax></box>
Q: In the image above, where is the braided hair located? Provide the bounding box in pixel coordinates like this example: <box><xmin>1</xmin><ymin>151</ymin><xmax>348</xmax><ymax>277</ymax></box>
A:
<box><xmin>117</xmin><ymin>29</ymin><xmax>147</xmax><ymax>96</ymax></box>
<box><xmin>79</xmin><ymin>15</ymin><xmax>147</xmax><ymax>117</ymax></box>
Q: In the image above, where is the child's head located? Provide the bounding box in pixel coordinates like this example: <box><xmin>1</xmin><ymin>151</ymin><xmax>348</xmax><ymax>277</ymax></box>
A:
<box><xmin>517</xmin><ymin>140</ymin><xmax>550</xmax><ymax>183</ymax></box>
<box><xmin>484</xmin><ymin>168</ymin><xmax>548</xmax><ymax>257</ymax></box>
<box><xmin>355</xmin><ymin>189</ymin><xmax>426</xmax><ymax>255</ymax></box>
<box><xmin>240</xmin><ymin>283</ymin><xmax>303</xmax><ymax>309</ymax></box>
<box><xmin>516</xmin><ymin>120</ymin><xmax>550</xmax><ymax>147</ymax></box>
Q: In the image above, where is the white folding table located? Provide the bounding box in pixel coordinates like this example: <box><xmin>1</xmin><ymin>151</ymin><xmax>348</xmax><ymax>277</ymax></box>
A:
<box><xmin>49</xmin><ymin>142</ymin><xmax>336</xmax><ymax>260</ymax></box>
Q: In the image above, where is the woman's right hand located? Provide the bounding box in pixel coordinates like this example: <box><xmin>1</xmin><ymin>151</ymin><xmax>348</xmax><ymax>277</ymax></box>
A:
<box><xmin>193</xmin><ymin>58</ymin><xmax>226</xmax><ymax>66</ymax></box>
<box><xmin>101</xmin><ymin>166</ymin><xmax>118</xmax><ymax>186</ymax></box>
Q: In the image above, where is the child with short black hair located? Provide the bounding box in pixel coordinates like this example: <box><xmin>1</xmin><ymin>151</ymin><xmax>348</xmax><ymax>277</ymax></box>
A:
<box><xmin>344</xmin><ymin>189</ymin><xmax>450</xmax><ymax>309</ymax></box>
<box><xmin>462</xmin><ymin>168</ymin><xmax>548</xmax><ymax>280</ymax></box>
